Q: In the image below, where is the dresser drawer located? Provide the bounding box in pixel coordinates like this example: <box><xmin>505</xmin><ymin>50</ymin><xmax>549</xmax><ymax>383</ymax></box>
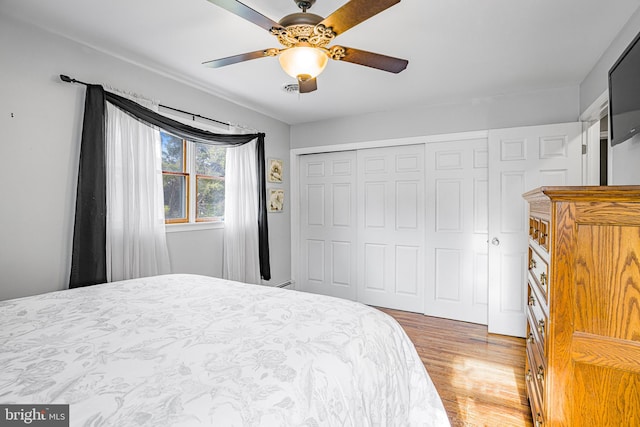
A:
<box><xmin>529</xmin><ymin>217</ymin><xmax>540</xmax><ymax>240</ymax></box>
<box><xmin>527</xmin><ymin>282</ymin><xmax>547</xmax><ymax>354</ymax></box>
<box><xmin>537</xmin><ymin>219</ymin><xmax>549</xmax><ymax>252</ymax></box>
<box><xmin>526</xmin><ymin>335</ymin><xmax>545</xmax><ymax>398</ymax></box>
<box><xmin>529</xmin><ymin>216</ymin><xmax>550</xmax><ymax>253</ymax></box>
<box><xmin>525</xmin><ymin>341</ymin><xmax>545</xmax><ymax>426</ymax></box>
<box><xmin>528</xmin><ymin>246</ymin><xmax>549</xmax><ymax>299</ymax></box>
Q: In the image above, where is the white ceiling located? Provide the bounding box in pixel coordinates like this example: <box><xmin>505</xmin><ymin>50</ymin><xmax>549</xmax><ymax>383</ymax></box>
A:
<box><xmin>2</xmin><ymin>0</ymin><xmax>640</xmax><ymax>124</ymax></box>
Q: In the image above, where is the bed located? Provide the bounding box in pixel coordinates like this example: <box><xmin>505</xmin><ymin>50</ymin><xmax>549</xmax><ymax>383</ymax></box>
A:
<box><xmin>0</xmin><ymin>274</ymin><xmax>449</xmax><ymax>426</ymax></box>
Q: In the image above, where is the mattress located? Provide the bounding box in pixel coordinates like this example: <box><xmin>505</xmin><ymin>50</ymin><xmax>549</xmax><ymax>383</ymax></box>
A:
<box><xmin>0</xmin><ymin>274</ymin><xmax>449</xmax><ymax>426</ymax></box>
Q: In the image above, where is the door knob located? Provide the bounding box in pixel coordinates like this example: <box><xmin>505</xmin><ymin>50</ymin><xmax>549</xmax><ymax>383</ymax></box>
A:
<box><xmin>491</xmin><ymin>237</ymin><xmax>500</xmax><ymax>246</ymax></box>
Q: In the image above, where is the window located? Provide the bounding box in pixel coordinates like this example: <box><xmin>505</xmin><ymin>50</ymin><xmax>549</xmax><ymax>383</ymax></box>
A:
<box><xmin>161</xmin><ymin>131</ymin><xmax>226</xmax><ymax>223</ymax></box>
<box><xmin>161</xmin><ymin>133</ymin><xmax>188</xmax><ymax>222</ymax></box>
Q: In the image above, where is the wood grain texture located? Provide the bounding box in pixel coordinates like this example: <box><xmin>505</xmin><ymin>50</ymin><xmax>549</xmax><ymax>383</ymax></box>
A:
<box><xmin>533</xmin><ymin>186</ymin><xmax>640</xmax><ymax>202</ymax></box>
<box><xmin>575</xmin><ymin>224</ymin><xmax>640</xmax><ymax>340</ymax></box>
<box><xmin>575</xmin><ymin>202</ymin><xmax>640</xmax><ymax>225</ymax></box>
<box><xmin>524</xmin><ymin>186</ymin><xmax>640</xmax><ymax>426</ymax></box>
<box><xmin>572</xmin><ymin>363</ymin><xmax>640</xmax><ymax>425</ymax></box>
<box><xmin>320</xmin><ymin>0</ymin><xmax>400</xmax><ymax>36</ymax></box>
<box><xmin>572</xmin><ymin>332</ymin><xmax>640</xmax><ymax>374</ymax></box>
<box><xmin>378</xmin><ymin>308</ymin><xmax>533</xmax><ymax>427</ymax></box>
<box><xmin>545</xmin><ymin>199</ymin><xmax>576</xmax><ymax>425</ymax></box>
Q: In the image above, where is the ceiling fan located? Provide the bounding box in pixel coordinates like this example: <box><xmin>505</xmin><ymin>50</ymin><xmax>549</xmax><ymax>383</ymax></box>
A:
<box><xmin>202</xmin><ymin>0</ymin><xmax>408</xmax><ymax>93</ymax></box>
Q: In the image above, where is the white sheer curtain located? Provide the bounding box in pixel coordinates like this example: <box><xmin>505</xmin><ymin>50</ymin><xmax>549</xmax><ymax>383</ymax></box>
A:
<box><xmin>223</xmin><ymin>138</ymin><xmax>261</xmax><ymax>284</ymax></box>
<box><xmin>105</xmin><ymin>102</ymin><xmax>170</xmax><ymax>282</ymax></box>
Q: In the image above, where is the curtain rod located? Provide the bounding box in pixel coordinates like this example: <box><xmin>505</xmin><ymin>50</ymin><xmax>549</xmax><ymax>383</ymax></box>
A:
<box><xmin>60</xmin><ymin>74</ymin><xmax>230</xmax><ymax>128</ymax></box>
<box><xmin>158</xmin><ymin>104</ymin><xmax>229</xmax><ymax>128</ymax></box>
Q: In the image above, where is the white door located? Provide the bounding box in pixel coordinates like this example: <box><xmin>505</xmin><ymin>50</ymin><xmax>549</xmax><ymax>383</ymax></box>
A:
<box><xmin>488</xmin><ymin>122</ymin><xmax>582</xmax><ymax>337</ymax></box>
<box><xmin>298</xmin><ymin>151</ymin><xmax>357</xmax><ymax>300</ymax></box>
<box><xmin>425</xmin><ymin>137</ymin><xmax>489</xmax><ymax>324</ymax></box>
<box><xmin>357</xmin><ymin>144</ymin><xmax>425</xmax><ymax>313</ymax></box>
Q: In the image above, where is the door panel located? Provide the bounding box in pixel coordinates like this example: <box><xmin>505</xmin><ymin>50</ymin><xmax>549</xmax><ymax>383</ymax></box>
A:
<box><xmin>425</xmin><ymin>137</ymin><xmax>489</xmax><ymax>324</ymax></box>
<box><xmin>357</xmin><ymin>145</ymin><xmax>425</xmax><ymax>313</ymax></box>
<box><xmin>488</xmin><ymin>122</ymin><xmax>582</xmax><ymax>337</ymax></box>
<box><xmin>299</xmin><ymin>151</ymin><xmax>357</xmax><ymax>300</ymax></box>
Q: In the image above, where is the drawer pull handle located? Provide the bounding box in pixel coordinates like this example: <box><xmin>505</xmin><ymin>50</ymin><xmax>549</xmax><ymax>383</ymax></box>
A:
<box><xmin>526</xmin><ymin>369</ymin><xmax>533</xmax><ymax>382</ymax></box>
<box><xmin>529</xmin><ymin>258</ymin><xmax>537</xmax><ymax>270</ymax></box>
<box><xmin>535</xmin><ymin>414</ymin><xmax>543</xmax><ymax>427</ymax></box>
<box><xmin>536</xmin><ymin>365</ymin><xmax>544</xmax><ymax>381</ymax></box>
<box><xmin>528</xmin><ymin>295</ymin><xmax>536</xmax><ymax>306</ymax></box>
<box><xmin>527</xmin><ymin>333</ymin><xmax>535</xmax><ymax>343</ymax></box>
<box><xmin>537</xmin><ymin>319</ymin><xmax>545</xmax><ymax>336</ymax></box>
<box><xmin>539</xmin><ymin>272</ymin><xmax>547</xmax><ymax>287</ymax></box>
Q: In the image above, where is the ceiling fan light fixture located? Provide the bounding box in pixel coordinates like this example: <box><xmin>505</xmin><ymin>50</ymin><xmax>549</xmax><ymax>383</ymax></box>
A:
<box><xmin>278</xmin><ymin>46</ymin><xmax>328</xmax><ymax>80</ymax></box>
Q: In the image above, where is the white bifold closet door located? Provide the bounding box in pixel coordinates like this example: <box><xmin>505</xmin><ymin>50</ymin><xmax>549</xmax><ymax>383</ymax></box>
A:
<box><xmin>424</xmin><ymin>137</ymin><xmax>489</xmax><ymax>325</ymax></box>
<box><xmin>356</xmin><ymin>145</ymin><xmax>425</xmax><ymax>313</ymax></box>
<box><xmin>298</xmin><ymin>145</ymin><xmax>425</xmax><ymax>313</ymax></box>
<box><xmin>298</xmin><ymin>151</ymin><xmax>358</xmax><ymax>301</ymax></box>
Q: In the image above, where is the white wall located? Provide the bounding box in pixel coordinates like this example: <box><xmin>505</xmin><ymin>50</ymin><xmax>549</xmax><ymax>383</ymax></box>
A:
<box><xmin>291</xmin><ymin>86</ymin><xmax>580</xmax><ymax>149</ymax></box>
<box><xmin>579</xmin><ymin>7</ymin><xmax>640</xmax><ymax>183</ymax></box>
<box><xmin>0</xmin><ymin>15</ymin><xmax>291</xmax><ymax>300</ymax></box>
<box><xmin>580</xmin><ymin>7</ymin><xmax>640</xmax><ymax>114</ymax></box>
<box><xmin>610</xmin><ymin>134</ymin><xmax>640</xmax><ymax>184</ymax></box>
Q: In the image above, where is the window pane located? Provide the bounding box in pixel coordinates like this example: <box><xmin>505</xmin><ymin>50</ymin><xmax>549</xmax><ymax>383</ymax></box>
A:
<box><xmin>195</xmin><ymin>143</ymin><xmax>226</xmax><ymax>177</ymax></box>
<box><xmin>197</xmin><ymin>177</ymin><xmax>225</xmax><ymax>219</ymax></box>
<box><xmin>163</xmin><ymin>174</ymin><xmax>187</xmax><ymax>220</ymax></box>
<box><xmin>161</xmin><ymin>133</ymin><xmax>184</xmax><ymax>172</ymax></box>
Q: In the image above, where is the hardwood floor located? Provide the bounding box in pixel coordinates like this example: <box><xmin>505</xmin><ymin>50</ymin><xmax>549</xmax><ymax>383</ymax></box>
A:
<box><xmin>378</xmin><ymin>308</ymin><xmax>533</xmax><ymax>427</ymax></box>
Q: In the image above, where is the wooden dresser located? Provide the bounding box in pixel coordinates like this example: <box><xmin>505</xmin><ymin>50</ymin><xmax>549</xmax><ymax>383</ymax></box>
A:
<box><xmin>523</xmin><ymin>186</ymin><xmax>640</xmax><ymax>426</ymax></box>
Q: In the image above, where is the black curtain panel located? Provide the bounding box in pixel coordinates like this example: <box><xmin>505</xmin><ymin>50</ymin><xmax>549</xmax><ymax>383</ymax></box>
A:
<box><xmin>255</xmin><ymin>136</ymin><xmax>271</xmax><ymax>280</ymax></box>
<box><xmin>69</xmin><ymin>85</ymin><xmax>107</xmax><ymax>288</ymax></box>
<box><xmin>69</xmin><ymin>85</ymin><xmax>271</xmax><ymax>288</ymax></box>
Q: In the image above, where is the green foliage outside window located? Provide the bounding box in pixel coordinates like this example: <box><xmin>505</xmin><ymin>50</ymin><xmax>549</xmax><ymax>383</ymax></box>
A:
<box><xmin>195</xmin><ymin>143</ymin><xmax>225</xmax><ymax>221</ymax></box>
<box><xmin>197</xmin><ymin>177</ymin><xmax>225</xmax><ymax>219</ymax></box>
<box><xmin>160</xmin><ymin>132</ymin><xmax>226</xmax><ymax>223</ymax></box>
<box><xmin>163</xmin><ymin>175</ymin><xmax>186</xmax><ymax>220</ymax></box>
<box><xmin>161</xmin><ymin>133</ymin><xmax>184</xmax><ymax>172</ymax></box>
<box><xmin>195</xmin><ymin>143</ymin><xmax>225</xmax><ymax>176</ymax></box>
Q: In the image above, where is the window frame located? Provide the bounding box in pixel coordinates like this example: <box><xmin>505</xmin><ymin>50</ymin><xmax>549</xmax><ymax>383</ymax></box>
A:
<box><xmin>161</xmin><ymin>132</ymin><xmax>226</xmax><ymax>225</ymax></box>
<box><xmin>162</xmin><ymin>137</ymin><xmax>189</xmax><ymax>224</ymax></box>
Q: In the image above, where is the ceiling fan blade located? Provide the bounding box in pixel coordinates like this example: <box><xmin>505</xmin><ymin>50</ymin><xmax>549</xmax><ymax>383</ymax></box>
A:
<box><xmin>298</xmin><ymin>76</ymin><xmax>318</xmax><ymax>93</ymax></box>
<box><xmin>319</xmin><ymin>0</ymin><xmax>400</xmax><ymax>36</ymax></box>
<box><xmin>202</xmin><ymin>50</ymin><xmax>271</xmax><ymax>68</ymax></box>
<box><xmin>206</xmin><ymin>0</ymin><xmax>282</xmax><ymax>31</ymax></box>
<box><xmin>338</xmin><ymin>47</ymin><xmax>408</xmax><ymax>73</ymax></box>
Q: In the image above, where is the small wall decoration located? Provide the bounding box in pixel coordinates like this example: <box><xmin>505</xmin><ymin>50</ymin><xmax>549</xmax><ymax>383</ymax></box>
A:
<box><xmin>268</xmin><ymin>158</ymin><xmax>283</xmax><ymax>183</ymax></box>
<box><xmin>268</xmin><ymin>188</ymin><xmax>285</xmax><ymax>212</ymax></box>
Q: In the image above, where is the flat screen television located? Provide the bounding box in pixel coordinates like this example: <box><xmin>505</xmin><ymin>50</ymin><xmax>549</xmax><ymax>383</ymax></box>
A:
<box><xmin>609</xmin><ymin>30</ymin><xmax>640</xmax><ymax>146</ymax></box>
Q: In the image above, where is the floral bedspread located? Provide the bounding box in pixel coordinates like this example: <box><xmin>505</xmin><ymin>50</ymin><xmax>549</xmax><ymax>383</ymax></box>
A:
<box><xmin>0</xmin><ymin>274</ymin><xmax>449</xmax><ymax>426</ymax></box>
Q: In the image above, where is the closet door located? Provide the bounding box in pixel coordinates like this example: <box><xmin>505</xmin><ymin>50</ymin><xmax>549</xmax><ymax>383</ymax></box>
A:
<box><xmin>425</xmin><ymin>137</ymin><xmax>489</xmax><ymax>324</ymax></box>
<box><xmin>487</xmin><ymin>122</ymin><xmax>582</xmax><ymax>337</ymax></box>
<box><xmin>298</xmin><ymin>151</ymin><xmax>357</xmax><ymax>300</ymax></box>
<box><xmin>357</xmin><ymin>145</ymin><xmax>425</xmax><ymax>313</ymax></box>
